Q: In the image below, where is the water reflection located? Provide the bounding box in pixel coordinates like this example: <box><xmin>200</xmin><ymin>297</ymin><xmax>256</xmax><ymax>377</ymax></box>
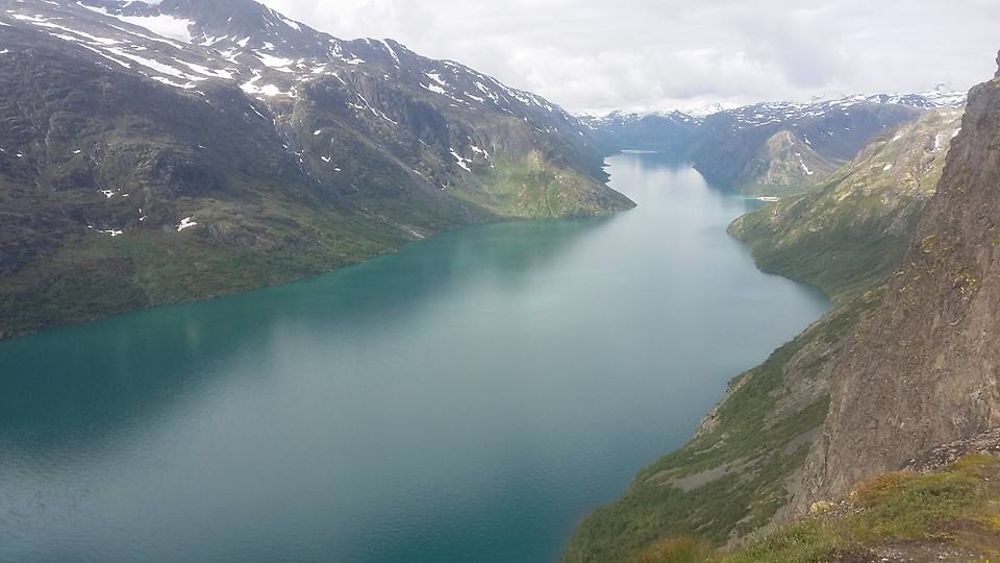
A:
<box><xmin>0</xmin><ymin>215</ymin><xmax>615</xmax><ymax>455</ymax></box>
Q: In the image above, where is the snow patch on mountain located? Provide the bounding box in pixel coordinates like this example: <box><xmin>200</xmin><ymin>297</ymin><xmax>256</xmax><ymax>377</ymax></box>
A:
<box><xmin>79</xmin><ymin>4</ymin><xmax>194</xmax><ymax>43</ymax></box>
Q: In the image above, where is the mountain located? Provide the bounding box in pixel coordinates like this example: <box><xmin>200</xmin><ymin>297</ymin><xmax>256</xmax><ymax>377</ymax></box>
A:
<box><xmin>730</xmin><ymin>107</ymin><xmax>963</xmax><ymax>300</ymax></box>
<box><xmin>0</xmin><ymin>0</ymin><xmax>633</xmax><ymax>338</ymax></box>
<box><xmin>582</xmin><ymin>110</ymin><xmax>703</xmax><ymax>156</ymax></box>
<box><xmin>586</xmin><ymin>92</ymin><xmax>966</xmax><ymax>195</ymax></box>
<box><xmin>792</xmin><ymin>52</ymin><xmax>1000</xmax><ymax>514</ymax></box>
<box><xmin>565</xmin><ymin>69</ymin><xmax>985</xmax><ymax>562</ymax></box>
<box><xmin>693</xmin><ymin>98</ymin><xmax>920</xmax><ymax>195</ymax></box>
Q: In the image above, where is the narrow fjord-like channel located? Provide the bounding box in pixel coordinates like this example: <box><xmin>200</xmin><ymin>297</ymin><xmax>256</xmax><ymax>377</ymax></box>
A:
<box><xmin>0</xmin><ymin>153</ymin><xmax>829</xmax><ymax>562</ymax></box>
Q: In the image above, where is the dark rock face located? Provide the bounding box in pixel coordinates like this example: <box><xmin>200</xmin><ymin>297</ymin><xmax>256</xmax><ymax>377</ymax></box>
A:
<box><xmin>794</xmin><ymin>52</ymin><xmax>1000</xmax><ymax>507</ymax></box>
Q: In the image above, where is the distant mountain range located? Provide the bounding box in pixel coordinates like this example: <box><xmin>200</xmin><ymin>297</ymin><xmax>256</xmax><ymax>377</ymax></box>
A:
<box><xmin>583</xmin><ymin>90</ymin><xmax>966</xmax><ymax>195</ymax></box>
<box><xmin>0</xmin><ymin>0</ymin><xmax>633</xmax><ymax>338</ymax></box>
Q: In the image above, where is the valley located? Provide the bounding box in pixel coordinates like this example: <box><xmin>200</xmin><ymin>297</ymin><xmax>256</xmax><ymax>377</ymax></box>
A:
<box><xmin>585</xmin><ymin>90</ymin><xmax>963</xmax><ymax>196</ymax></box>
<box><xmin>0</xmin><ymin>154</ymin><xmax>828</xmax><ymax>562</ymax></box>
<box><xmin>2</xmin><ymin>1</ymin><xmax>999</xmax><ymax>561</ymax></box>
<box><xmin>0</xmin><ymin>0</ymin><xmax>632</xmax><ymax>339</ymax></box>
<box><xmin>567</xmin><ymin>49</ymin><xmax>1000</xmax><ymax>563</ymax></box>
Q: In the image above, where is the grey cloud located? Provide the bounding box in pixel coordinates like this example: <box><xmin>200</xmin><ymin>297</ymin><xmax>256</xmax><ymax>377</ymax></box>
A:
<box><xmin>261</xmin><ymin>0</ymin><xmax>1000</xmax><ymax>114</ymax></box>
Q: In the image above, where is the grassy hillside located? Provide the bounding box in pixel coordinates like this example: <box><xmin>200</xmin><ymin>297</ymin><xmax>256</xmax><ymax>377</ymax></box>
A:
<box><xmin>565</xmin><ymin>109</ymin><xmax>967</xmax><ymax>562</ymax></box>
<box><xmin>563</xmin><ymin>291</ymin><xmax>881</xmax><ymax>562</ymax></box>
<box><xmin>729</xmin><ymin>108</ymin><xmax>962</xmax><ymax>301</ymax></box>
<box><xmin>633</xmin><ymin>452</ymin><xmax>1000</xmax><ymax>562</ymax></box>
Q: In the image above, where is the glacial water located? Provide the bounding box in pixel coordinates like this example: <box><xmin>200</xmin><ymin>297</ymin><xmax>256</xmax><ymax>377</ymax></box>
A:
<box><xmin>0</xmin><ymin>153</ymin><xmax>829</xmax><ymax>562</ymax></box>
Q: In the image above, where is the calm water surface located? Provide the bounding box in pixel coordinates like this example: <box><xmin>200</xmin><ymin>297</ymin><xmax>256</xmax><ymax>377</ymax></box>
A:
<box><xmin>0</xmin><ymin>154</ymin><xmax>829</xmax><ymax>562</ymax></box>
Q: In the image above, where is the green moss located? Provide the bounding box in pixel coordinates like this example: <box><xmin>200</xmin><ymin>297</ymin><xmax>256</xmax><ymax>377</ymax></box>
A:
<box><xmin>635</xmin><ymin>454</ymin><xmax>1000</xmax><ymax>563</ymax></box>
<box><xmin>634</xmin><ymin>537</ymin><xmax>716</xmax><ymax>563</ymax></box>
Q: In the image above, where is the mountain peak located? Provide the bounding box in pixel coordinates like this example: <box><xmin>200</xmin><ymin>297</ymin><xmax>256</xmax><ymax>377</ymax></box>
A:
<box><xmin>79</xmin><ymin>0</ymin><xmax>328</xmax><ymax>57</ymax></box>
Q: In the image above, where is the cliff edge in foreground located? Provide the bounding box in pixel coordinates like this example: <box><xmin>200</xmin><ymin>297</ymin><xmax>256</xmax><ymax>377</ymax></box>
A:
<box><xmin>794</xmin><ymin>51</ymin><xmax>1000</xmax><ymax>511</ymax></box>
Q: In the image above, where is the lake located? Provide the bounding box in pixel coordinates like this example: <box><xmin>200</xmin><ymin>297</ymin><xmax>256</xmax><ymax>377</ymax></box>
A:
<box><xmin>0</xmin><ymin>153</ymin><xmax>829</xmax><ymax>562</ymax></box>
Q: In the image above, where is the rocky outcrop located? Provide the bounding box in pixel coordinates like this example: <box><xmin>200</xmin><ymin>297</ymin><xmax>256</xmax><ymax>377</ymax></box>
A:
<box><xmin>792</xmin><ymin>52</ymin><xmax>1000</xmax><ymax>511</ymax></box>
<box><xmin>905</xmin><ymin>426</ymin><xmax>1000</xmax><ymax>472</ymax></box>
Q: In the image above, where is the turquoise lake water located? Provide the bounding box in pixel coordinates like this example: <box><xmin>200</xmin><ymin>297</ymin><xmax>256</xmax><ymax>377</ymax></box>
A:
<box><xmin>0</xmin><ymin>153</ymin><xmax>829</xmax><ymax>562</ymax></box>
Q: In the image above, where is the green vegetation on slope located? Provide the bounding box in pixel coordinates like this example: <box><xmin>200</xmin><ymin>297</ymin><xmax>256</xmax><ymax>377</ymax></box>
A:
<box><xmin>456</xmin><ymin>151</ymin><xmax>633</xmax><ymax>219</ymax></box>
<box><xmin>567</xmin><ymin>109</ymin><xmax>968</xmax><ymax>562</ymax></box>
<box><xmin>563</xmin><ymin>291</ymin><xmax>882</xmax><ymax>562</ymax></box>
<box><xmin>0</xmin><ymin>29</ymin><xmax>632</xmax><ymax>339</ymax></box>
<box><xmin>0</xmin><ymin>200</ymin><xmax>404</xmax><ymax>337</ymax></box>
<box><xmin>729</xmin><ymin>108</ymin><xmax>963</xmax><ymax>301</ymax></box>
<box><xmin>632</xmin><ymin>453</ymin><xmax>1000</xmax><ymax>563</ymax></box>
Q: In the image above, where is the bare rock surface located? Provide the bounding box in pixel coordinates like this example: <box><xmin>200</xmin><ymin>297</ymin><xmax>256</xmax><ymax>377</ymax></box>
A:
<box><xmin>793</xmin><ymin>51</ymin><xmax>1000</xmax><ymax>512</ymax></box>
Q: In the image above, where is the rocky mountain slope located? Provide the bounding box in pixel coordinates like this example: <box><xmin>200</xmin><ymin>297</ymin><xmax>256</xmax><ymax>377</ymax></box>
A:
<box><xmin>730</xmin><ymin>107</ymin><xmax>963</xmax><ymax>300</ymax></box>
<box><xmin>566</xmin><ymin>60</ymin><xmax>992</xmax><ymax>563</ymax></box>
<box><xmin>792</xmin><ymin>53</ymin><xmax>1000</xmax><ymax>515</ymax></box>
<box><xmin>585</xmin><ymin>91</ymin><xmax>965</xmax><ymax>195</ymax></box>
<box><xmin>0</xmin><ymin>0</ymin><xmax>633</xmax><ymax>338</ymax></box>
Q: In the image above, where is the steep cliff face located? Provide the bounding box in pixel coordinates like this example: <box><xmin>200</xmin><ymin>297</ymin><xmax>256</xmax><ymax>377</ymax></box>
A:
<box><xmin>794</xmin><ymin>54</ymin><xmax>1000</xmax><ymax>509</ymax></box>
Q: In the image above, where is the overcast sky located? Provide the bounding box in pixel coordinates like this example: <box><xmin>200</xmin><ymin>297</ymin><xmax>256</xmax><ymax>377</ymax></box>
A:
<box><xmin>260</xmin><ymin>0</ymin><xmax>1000</xmax><ymax>115</ymax></box>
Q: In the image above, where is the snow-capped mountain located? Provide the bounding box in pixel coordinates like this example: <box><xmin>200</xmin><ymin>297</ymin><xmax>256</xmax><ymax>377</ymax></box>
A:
<box><xmin>581</xmin><ymin>110</ymin><xmax>703</xmax><ymax>155</ymax></box>
<box><xmin>585</xmin><ymin>90</ymin><xmax>965</xmax><ymax>135</ymax></box>
<box><xmin>0</xmin><ymin>0</ymin><xmax>632</xmax><ymax>337</ymax></box>
<box><xmin>6</xmin><ymin>0</ymin><xmax>588</xmax><ymax>137</ymax></box>
<box><xmin>585</xmin><ymin>90</ymin><xmax>966</xmax><ymax>194</ymax></box>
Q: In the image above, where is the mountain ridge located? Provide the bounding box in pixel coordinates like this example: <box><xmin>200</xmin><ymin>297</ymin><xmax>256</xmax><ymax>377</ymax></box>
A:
<box><xmin>584</xmin><ymin>91</ymin><xmax>965</xmax><ymax>195</ymax></box>
<box><xmin>0</xmin><ymin>0</ymin><xmax>633</xmax><ymax>338</ymax></box>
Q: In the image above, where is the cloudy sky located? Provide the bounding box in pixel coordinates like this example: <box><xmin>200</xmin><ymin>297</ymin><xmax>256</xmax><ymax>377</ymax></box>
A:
<box><xmin>261</xmin><ymin>0</ymin><xmax>1000</xmax><ymax>115</ymax></box>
